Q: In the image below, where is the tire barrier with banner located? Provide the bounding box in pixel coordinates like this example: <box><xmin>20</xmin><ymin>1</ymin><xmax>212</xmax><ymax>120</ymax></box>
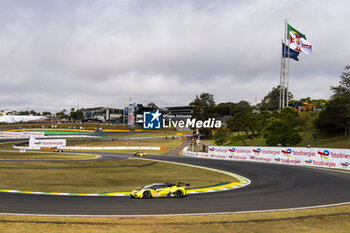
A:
<box><xmin>183</xmin><ymin>146</ymin><xmax>350</xmax><ymax>170</ymax></box>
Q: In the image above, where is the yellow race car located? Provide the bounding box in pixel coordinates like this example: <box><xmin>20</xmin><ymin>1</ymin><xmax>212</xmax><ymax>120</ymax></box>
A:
<box><xmin>52</xmin><ymin>148</ymin><xmax>64</xmax><ymax>152</ymax></box>
<box><xmin>133</xmin><ymin>151</ymin><xmax>146</xmax><ymax>157</ymax></box>
<box><xmin>130</xmin><ymin>182</ymin><xmax>189</xmax><ymax>199</ymax></box>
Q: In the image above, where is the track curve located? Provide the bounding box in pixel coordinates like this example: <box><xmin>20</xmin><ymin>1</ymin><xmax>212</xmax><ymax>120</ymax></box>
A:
<box><xmin>0</xmin><ymin>153</ymin><xmax>350</xmax><ymax>216</ymax></box>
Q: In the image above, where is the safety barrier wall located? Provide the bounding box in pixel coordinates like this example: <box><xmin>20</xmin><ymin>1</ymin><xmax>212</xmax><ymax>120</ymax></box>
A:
<box><xmin>0</xmin><ymin>131</ymin><xmax>45</xmax><ymax>138</ymax></box>
<box><xmin>183</xmin><ymin>146</ymin><xmax>350</xmax><ymax>170</ymax></box>
<box><xmin>13</xmin><ymin>145</ymin><xmax>163</xmax><ymax>150</ymax></box>
<box><xmin>7</xmin><ymin>128</ymin><xmax>95</xmax><ymax>133</ymax></box>
<box><xmin>61</xmin><ymin>146</ymin><xmax>162</xmax><ymax>150</ymax></box>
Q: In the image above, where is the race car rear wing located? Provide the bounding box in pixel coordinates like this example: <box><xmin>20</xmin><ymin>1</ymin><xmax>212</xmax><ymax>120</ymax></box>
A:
<box><xmin>177</xmin><ymin>182</ymin><xmax>190</xmax><ymax>187</ymax></box>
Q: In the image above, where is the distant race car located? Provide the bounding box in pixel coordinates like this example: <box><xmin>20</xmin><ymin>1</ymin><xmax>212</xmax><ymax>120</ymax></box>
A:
<box><xmin>130</xmin><ymin>182</ymin><xmax>190</xmax><ymax>199</ymax></box>
<box><xmin>133</xmin><ymin>151</ymin><xmax>146</xmax><ymax>157</ymax></box>
<box><xmin>52</xmin><ymin>149</ymin><xmax>64</xmax><ymax>152</ymax></box>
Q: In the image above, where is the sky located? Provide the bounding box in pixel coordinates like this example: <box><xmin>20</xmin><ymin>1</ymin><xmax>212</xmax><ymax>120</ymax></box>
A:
<box><xmin>0</xmin><ymin>0</ymin><xmax>349</xmax><ymax>113</ymax></box>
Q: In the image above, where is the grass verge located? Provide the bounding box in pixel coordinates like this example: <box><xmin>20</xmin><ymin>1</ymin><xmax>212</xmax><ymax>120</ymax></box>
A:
<box><xmin>0</xmin><ymin>204</ymin><xmax>350</xmax><ymax>232</ymax></box>
<box><xmin>1</xmin><ymin>138</ymin><xmax>185</xmax><ymax>155</ymax></box>
<box><xmin>0</xmin><ymin>158</ymin><xmax>236</xmax><ymax>193</ymax></box>
<box><xmin>0</xmin><ymin>151</ymin><xmax>97</xmax><ymax>160</ymax></box>
<box><xmin>104</xmin><ymin>132</ymin><xmax>182</xmax><ymax>138</ymax></box>
<box><xmin>66</xmin><ymin>139</ymin><xmax>184</xmax><ymax>155</ymax></box>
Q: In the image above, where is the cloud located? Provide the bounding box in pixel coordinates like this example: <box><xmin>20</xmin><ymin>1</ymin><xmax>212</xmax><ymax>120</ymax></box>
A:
<box><xmin>0</xmin><ymin>0</ymin><xmax>349</xmax><ymax>112</ymax></box>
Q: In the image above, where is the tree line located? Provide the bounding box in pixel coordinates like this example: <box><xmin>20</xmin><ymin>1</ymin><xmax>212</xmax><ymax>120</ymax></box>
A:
<box><xmin>190</xmin><ymin>65</ymin><xmax>350</xmax><ymax>146</ymax></box>
<box><xmin>12</xmin><ymin>108</ymin><xmax>84</xmax><ymax>121</ymax></box>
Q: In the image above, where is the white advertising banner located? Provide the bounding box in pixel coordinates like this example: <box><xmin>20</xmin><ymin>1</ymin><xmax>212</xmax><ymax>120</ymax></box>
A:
<box><xmin>30</xmin><ymin>139</ymin><xmax>66</xmax><ymax>149</ymax></box>
<box><xmin>0</xmin><ymin>131</ymin><xmax>45</xmax><ymax>138</ymax></box>
<box><xmin>183</xmin><ymin>146</ymin><xmax>350</xmax><ymax>170</ymax></box>
<box><xmin>61</xmin><ymin>146</ymin><xmax>161</xmax><ymax>150</ymax></box>
<box><xmin>20</xmin><ymin>132</ymin><xmax>45</xmax><ymax>137</ymax></box>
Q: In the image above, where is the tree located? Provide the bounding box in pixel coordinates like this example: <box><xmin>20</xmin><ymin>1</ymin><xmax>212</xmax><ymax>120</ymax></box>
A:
<box><xmin>69</xmin><ymin>109</ymin><xmax>84</xmax><ymax>121</ymax></box>
<box><xmin>146</xmin><ymin>103</ymin><xmax>158</xmax><ymax>110</ymax></box>
<box><xmin>189</xmin><ymin>93</ymin><xmax>216</xmax><ymax>121</ymax></box>
<box><xmin>56</xmin><ymin>109</ymin><xmax>68</xmax><ymax>119</ymax></box>
<box><xmin>331</xmin><ymin>65</ymin><xmax>350</xmax><ymax>98</ymax></box>
<box><xmin>42</xmin><ymin>112</ymin><xmax>51</xmax><ymax>116</ymax></box>
<box><xmin>262</xmin><ymin>107</ymin><xmax>302</xmax><ymax>146</ymax></box>
<box><xmin>279</xmin><ymin>107</ymin><xmax>300</xmax><ymax>127</ymax></box>
<box><xmin>226</xmin><ymin>101</ymin><xmax>258</xmax><ymax>135</ymax></box>
<box><xmin>263</xmin><ymin>117</ymin><xmax>302</xmax><ymax>146</ymax></box>
<box><xmin>213</xmin><ymin>128</ymin><xmax>229</xmax><ymax>145</ymax></box>
<box><xmin>255</xmin><ymin>111</ymin><xmax>273</xmax><ymax>133</ymax></box>
<box><xmin>215</xmin><ymin>102</ymin><xmax>236</xmax><ymax>117</ymax></box>
<box><xmin>18</xmin><ymin>111</ymin><xmax>29</xmax><ymax>115</ymax></box>
<box><xmin>316</xmin><ymin>65</ymin><xmax>350</xmax><ymax>135</ymax></box>
<box><xmin>189</xmin><ymin>93</ymin><xmax>216</xmax><ymax>137</ymax></box>
<box><xmin>259</xmin><ymin>85</ymin><xmax>293</xmax><ymax>111</ymax></box>
<box><xmin>316</xmin><ymin>95</ymin><xmax>350</xmax><ymax>135</ymax></box>
<box><xmin>300</xmin><ymin>97</ymin><xmax>312</xmax><ymax>103</ymax></box>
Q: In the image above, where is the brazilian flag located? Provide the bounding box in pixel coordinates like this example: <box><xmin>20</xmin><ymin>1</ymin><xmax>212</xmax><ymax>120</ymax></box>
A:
<box><xmin>287</xmin><ymin>24</ymin><xmax>306</xmax><ymax>39</ymax></box>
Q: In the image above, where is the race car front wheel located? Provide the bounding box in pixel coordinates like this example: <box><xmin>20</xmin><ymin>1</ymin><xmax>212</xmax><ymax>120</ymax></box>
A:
<box><xmin>174</xmin><ymin>190</ymin><xmax>183</xmax><ymax>198</ymax></box>
<box><xmin>142</xmin><ymin>191</ymin><xmax>151</xmax><ymax>199</ymax></box>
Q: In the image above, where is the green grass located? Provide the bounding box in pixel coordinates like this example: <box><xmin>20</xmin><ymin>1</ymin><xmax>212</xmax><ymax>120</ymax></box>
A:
<box><xmin>33</xmin><ymin>130</ymin><xmax>95</xmax><ymax>135</ymax></box>
<box><xmin>290</xmin><ymin>111</ymin><xmax>350</xmax><ymax>149</ymax></box>
<box><xmin>0</xmin><ymin>141</ymin><xmax>24</xmax><ymax>150</ymax></box>
<box><xmin>314</xmin><ymin>135</ymin><xmax>350</xmax><ymax>148</ymax></box>
<box><xmin>0</xmin><ymin>204</ymin><xmax>349</xmax><ymax>232</ymax></box>
<box><xmin>0</xmin><ymin>158</ymin><xmax>236</xmax><ymax>193</ymax></box>
<box><xmin>66</xmin><ymin>139</ymin><xmax>184</xmax><ymax>155</ymax></box>
<box><xmin>0</xmin><ymin>138</ymin><xmax>185</xmax><ymax>155</ymax></box>
<box><xmin>104</xmin><ymin>132</ymin><xmax>181</xmax><ymax>138</ymax></box>
<box><xmin>0</xmin><ymin>123</ymin><xmax>131</xmax><ymax>131</ymax></box>
<box><xmin>0</xmin><ymin>151</ymin><xmax>97</xmax><ymax>160</ymax></box>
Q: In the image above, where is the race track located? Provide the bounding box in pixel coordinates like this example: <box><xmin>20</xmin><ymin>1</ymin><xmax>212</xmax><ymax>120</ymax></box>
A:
<box><xmin>1</xmin><ymin>153</ymin><xmax>350</xmax><ymax>216</ymax></box>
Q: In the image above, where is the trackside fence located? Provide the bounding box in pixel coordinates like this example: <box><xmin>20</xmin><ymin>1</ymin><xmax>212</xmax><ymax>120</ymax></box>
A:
<box><xmin>183</xmin><ymin>146</ymin><xmax>350</xmax><ymax>171</ymax></box>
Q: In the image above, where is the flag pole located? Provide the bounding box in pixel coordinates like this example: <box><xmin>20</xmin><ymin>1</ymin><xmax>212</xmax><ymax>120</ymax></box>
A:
<box><xmin>286</xmin><ymin>19</ymin><xmax>290</xmax><ymax>107</ymax></box>
<box><xmin>282</xmin><ymin>20</ymin><xmax>288</xmax><ymax>109</ymax></box>
<box><xmin>279</xmin><ymin>39</ymin><xmax>283</xmax><ymax>112</ymax></box>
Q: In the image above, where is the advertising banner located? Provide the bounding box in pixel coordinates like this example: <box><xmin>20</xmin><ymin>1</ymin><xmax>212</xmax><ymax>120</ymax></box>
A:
<box><xmin>29</xmin><ymin>139</ymin><xmax>66</xmax><ymax>149</ymax></box>
<box><xmin>183</xmin><ymin>146</ymin><xmax>350</xmax><ymax>170</ymax></box>
<box><xmin>128</xmin><ymin>104</ymin><xmax>135</xmax><ymax>126</ymax></box>
<box><xmin>0</xmin><ymin>131</ymin><xmax>45</xmax><ymax>138</ymax></box>
<box><xmin>61</xmin><ymin>146</ymin><xmax>162</xmax><ymax>150</ymax></box>
<box><xmin>20</xmin><ymin>132</ymin><xmax>45</xmax><ymax>137</ymax></box>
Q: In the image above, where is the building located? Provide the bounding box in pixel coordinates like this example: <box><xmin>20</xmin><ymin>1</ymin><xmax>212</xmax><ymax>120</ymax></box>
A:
<box><xmin>83</xmin><ymin>104</ymin><xmax>194</xmax><ymax>125</ymax></box>
<box><xmin>80</xmin><ymin>107</ymin><xmax>123</xmax><ymax>123</ymax></box>
<box><xmin>129</xmin><ymin>104</ymin><xmax>193</xmax><ymax>125</ymax></box>
<box><xmin>162</xmin><ymin>106</ymin><xmax>193</xmax><ymax>120</ymax></box>
<box><xmin>134</xmin><ymin>104</ymin><xmax>160</xmax><ymax>124</ymax></box>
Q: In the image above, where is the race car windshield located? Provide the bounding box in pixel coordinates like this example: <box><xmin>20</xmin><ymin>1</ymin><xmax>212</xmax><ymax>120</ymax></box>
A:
<box><xmin>142</xmin><ymin>184</ymin><xmax>156</xmax><ymax>189</ymax></box>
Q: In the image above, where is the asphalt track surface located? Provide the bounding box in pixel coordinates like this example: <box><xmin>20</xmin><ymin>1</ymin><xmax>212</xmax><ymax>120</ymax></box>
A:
<box><xmin>1</xmin><ymin>153</ymin><xmax>350</xmax><ymax>216</ymax></box>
